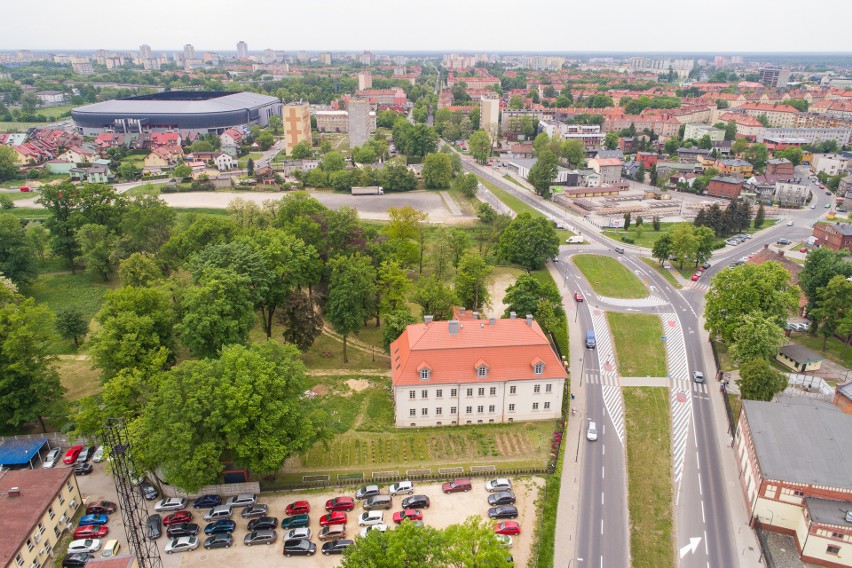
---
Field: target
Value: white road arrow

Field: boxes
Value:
[679,537,702,559]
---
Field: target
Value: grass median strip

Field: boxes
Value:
[573,254,647,299]
[640,257,682,289]
[624,387,674,568]
[607,313,668,377]
[476,176,544,219]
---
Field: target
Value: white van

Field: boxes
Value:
[566,235,585,244]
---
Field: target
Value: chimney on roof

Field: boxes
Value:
[424,315,433,325]
[764,243,769,250]
[8,487,21,497]
[489,317,496,326]
[448,320,459,334]
[460,307,466,316]
[510,312,517,319]
[473,311,479,320]
[778,250,785,257]
[526,314,533,327]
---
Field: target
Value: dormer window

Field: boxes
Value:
[534,363,544,375]
[477,366,488,378]
[420,368,430,380]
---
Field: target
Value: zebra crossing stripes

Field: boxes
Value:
[594,295,668,308]
[659,313,690,382]
[584,370,619,387]
[588,310,626,446]
[686,282,709,293]
[670,381,693,485]
[601,385,626,447]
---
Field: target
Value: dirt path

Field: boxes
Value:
[321,324,391,359]
[486,269,522,319]
[306,369,391,377]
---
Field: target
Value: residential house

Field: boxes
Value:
[774,178,811,206]
[737,103,800,128]
[143,146,183,169]
[766,158,795,177]
[713,140,733,157]
[587,157,623,185]
[70,164,114,183]
[708,176,744,199]
[44,160,76,175]
[149,132,181,148]
[389,313,567,427]
[577,169,601,187]
[719,112,764,140]
[594,149,624,161]
[506,158,574,185]
[219,128,244,157]
[636,152,658,168]
[736,399,852,568]
[56,145,98,164]
[812,222,852,253]
[35,90,65,105]
[839,175,852,197]
[684,124,725,142]
[213,152,237,171]
[715,158,754,177]
[677,147,712,163]
[812,154,849,176]
[622,160,639,179]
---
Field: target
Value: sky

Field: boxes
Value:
[5,0,851,53]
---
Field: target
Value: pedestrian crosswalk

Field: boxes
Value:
[595,294,668,308]
[659,313,690,383]
[589,310,626,446]
[660,313,692,488]
[584,370,619,387]
[685,281,709,293]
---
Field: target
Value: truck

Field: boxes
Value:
[351,186,384,196]
[585,330,596,349]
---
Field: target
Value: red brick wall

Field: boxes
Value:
[833,391,852,415]
[708,180,743,198]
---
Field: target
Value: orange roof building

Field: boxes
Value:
[390,314,567,427]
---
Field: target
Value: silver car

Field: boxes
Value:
[154,498,187,512]
[43,448,62,469]
[284,528,312,540]
[485,478,512,493]
[165,536,198,554]
[225,493,256,508]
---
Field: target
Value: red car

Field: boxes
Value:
[799,248,809,253]
[325,496,355,512]
[319,511,347,526]
[494,521,521,536]
[691,273,700,281]
[74,525,109,539]
[163,511,193,526]
[63,445,83,465]
[86,500,118,515]
[392,509,423,524]
[285,501,310,516]
[574,292,584,302]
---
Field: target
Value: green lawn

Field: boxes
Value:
[573,254,647,299]
[123,183,162,197]
[34,104,75,118]
[476,176,543,219]
[0,121,48,132]
[790,333,852,368]
[238,152,263,168]
[58,358,101,400]
[607,313,667,377]
[640,257,682,289]
[601,222,677,248]
[624,387,674,568]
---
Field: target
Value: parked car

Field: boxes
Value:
[74,525,108,539]
[147,515,162,540]
[574,292,584,302]
[92,446,105,463]
[203,533,233,549]
[67,539,101,554]
[86,501,117,515]
[388,481,414,496]
[63,445,83,465]
[240,504,269,518]
[725,240,738,246]
[76,445,96,464]
[280,514,310,529]
[62,553,92,568]
[322,538,354,555]
[165,536,199,554]
[392,509,423,524]
[79,514,109,527]
[138,481,158,501]
[166,523,200,539]
[401,495,430,509]
[363,495,393,510]
[485,479,513,493]
[691,273,700,281]
[282,538,316,557]
[101,539,119,558]
[800,247,810,253]
[488,506,518,520]
[355,485,381,500]
[204,520,236,535]
[283,528,312,540]
[44,448,62,468]
[359,524,388,537]
[225,493,256,508]
[496,534,513,547]
[74,463,94,476]
[163,511,193,526]
[586,421,598,441]
[701,262,711,270]
[244,529,277,546]
[193,495,221,509]
[494,521,521,535]
[442,478,472,493]
[777,238,791,245]
[358,511,385,526]
[203,505,233,521]
[154,498,187,512]
[692,371,705,383]
[325,497,355,512]
[318,524,347,541]
[247,517,279,531]
[319,511,347,526]
[285,501,310,516]
[488,491,517,506]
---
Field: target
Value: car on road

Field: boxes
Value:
[285,501,310,516]
[74,463,94,475]
[154,498,187,512]
[787,221,794,226]
[101,539,120,558]
[488,506,519,520]
[67,539,101,554]
[204,520,236,535]
[358,511,385,526]
[485,478,513,493]
[193,494,221,509]
[322,538,354,555]
[318,525,346,541]
[247,516,279,531]
[494,521,521,536]
[63,446,83,465]
[692,371,705,383]
[800,247,810,253]
[614,246,625,254]
[691,273,700,281]
[355,485,381,500]
[225,493,256,508]
[586,421,598,442]
[244,529,277,546]
[359,524,388,537]
[282,538,316,557]
[62,553,92,568]
[280,514,310,529]
[74,525,109,539]
[826,191,833,196]
[203,533,233,549]
[319,511,347,526]
[392,509,423,523]
[44,448,62,468]
[92,446,105,463]
[240,504,269,518]
[573,292,584,302]
[166,523,199,539]
[401,495,430,509]
[165,536,199,554]
[810,204,816,209]
[283,528,312,540]
[79,514,108,527]
[388,480,414,496]
[147,515,162,540]
[325,496,355,512]
[86,501,117,515]
[442,478,472,493]
[777,238,791,245]
[488,491,517,506]
[163,511,193,526]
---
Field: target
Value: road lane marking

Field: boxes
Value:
[701,500,706,523]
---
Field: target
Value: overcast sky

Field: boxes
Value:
[5,0,851,53]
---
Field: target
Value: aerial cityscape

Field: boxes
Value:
[0,2,851,568]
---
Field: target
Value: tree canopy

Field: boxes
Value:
[498,213,560,271]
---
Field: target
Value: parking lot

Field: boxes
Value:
[75,461,543,567]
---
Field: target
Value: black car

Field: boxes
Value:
[139,480,158,500]
[74,463,94,475]
[247,516,279,531]
[488,505,518,519]
[193,494,222,509]
[487,491,516,506]
[147,514,162,540]
[167,523,200,538]
[244,529,277,546]
[62,553,92,568]
[401,495,431,509]
[321,538,354,555]
[76,445,97,464]
[203,533,234,549]
[283,538,317,557]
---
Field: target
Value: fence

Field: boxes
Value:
[709,338,738,435]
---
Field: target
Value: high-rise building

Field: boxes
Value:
[759,67,791,88]
[282,102,311,153]
[183,44,195,61]
[480,96,500,142]
[320,53,332,65]
[357,71,372,91]
[237,41,248,60]
[348,98,370,148]
[140,44,152,59]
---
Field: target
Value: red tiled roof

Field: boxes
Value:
[738,103,799,113]
[593,157,623,167]
[391,318,567,387]
[86,556,137,568]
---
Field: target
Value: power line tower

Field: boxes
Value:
[101,418,163,568]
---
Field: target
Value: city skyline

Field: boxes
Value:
[4,0,852,53]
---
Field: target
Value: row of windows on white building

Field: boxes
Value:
[419,362,545,381]
[408,384,553,399]
[408,401,551,417]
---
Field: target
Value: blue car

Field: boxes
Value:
[193,494,222,509]
[204,520,236,535]
[79,514,108,526]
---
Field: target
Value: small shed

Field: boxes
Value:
[0,438,48,469]
[776,344,824,373]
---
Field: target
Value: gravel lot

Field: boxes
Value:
[75,463,542,567]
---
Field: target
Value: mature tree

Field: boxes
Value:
[810,275,852,350]
[652,215,661,231]
[173,163,192,179]
[693,225,716,268]
[320,150,346,172]
[469,130,492,164]
[497,213,560,271]
[118,252,163,287]
[413,276,458,320]
[117,162,140,181]
[669,222,698,268]
[774,147,803,166]
[651,233,673,265]
[290,140,313,159]
[705,262,800,343]
[502,273,564,321]
[753,202,766,229]
[377,260,412,323]
[664,137,680,156]
[423,152,453,189]
[430,226,453,280]
[381,160,418,192]
[326,253,377,363]
[177,269,256,358]
[528,149,558,198]
[738,357,788,402]
[341,518,445,568]
[384,206,428,271]
[25,222,50,264]
[0,146,18,182]
[159,215,240,267]
[649,163,658,186]
[731,138,749,155]
[279,290,324,351]
[267,114,283,134]
[55,307,89,347]
[723,122,738,141]
[246,157,255,177]
[798,247,852,311]
[561,139,586,169]
[623,211,632,230]
[454,253,491,312]
[0,213,37,285]
[451,172,478,198]
[121,195,176,254]
[744,143,768,169]
[603,132,619,150]
[729,313,787,364]
[36,182,80,272]
[76,224,117,281]
[381,309,418,352]
[448,229,472,268]
[442,516,515,568]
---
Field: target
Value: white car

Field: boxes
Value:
[358,510,385,526]
[284,528,312,540]
[485,478,513,493]
[692,371,705,383]
[587,421,598,442]
[359,524,388,537]
[165,536,199,554]
[101,539,120,558]
[388,480,414,496]
[154,497,187,512]
[496,534,513,547]
[92,446,105,463]
[68,539,101,554]
[43,448,62,469]
[225,493,256,508]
